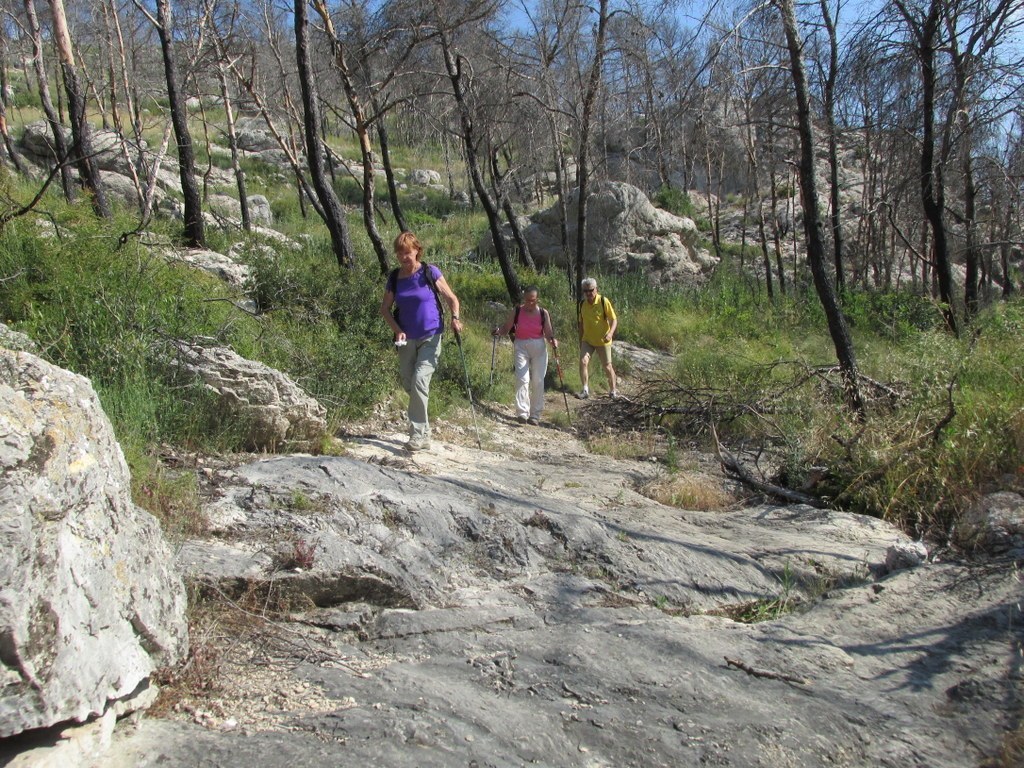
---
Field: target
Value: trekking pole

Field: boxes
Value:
[454,330,483,449]
[553,345,572,426]
[488,333,497,388]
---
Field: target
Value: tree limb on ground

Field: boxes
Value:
[724,656,809,686]
[711,422,828,509]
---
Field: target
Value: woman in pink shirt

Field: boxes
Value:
[492,286,559,425]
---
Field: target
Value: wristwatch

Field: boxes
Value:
[452,315,461,321]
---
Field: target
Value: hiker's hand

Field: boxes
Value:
[452,317,463,333]
[551,338,559,349]
[491,326,499,337]
[603,333,612,343]
[395,331,407,344]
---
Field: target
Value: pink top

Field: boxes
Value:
[515,309,545,340]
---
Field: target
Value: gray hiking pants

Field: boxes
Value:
[397,333,441,442]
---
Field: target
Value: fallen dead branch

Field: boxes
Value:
[710,422,828,508]
[724,656,810,686]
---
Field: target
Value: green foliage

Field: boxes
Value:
[758,306,1024,539]
[653,186,697,219]
[0,209,259,453]
[842,289,946,340]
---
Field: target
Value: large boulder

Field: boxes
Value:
[957,491,1024,555]
[169,341,328,451]
[156,246,252,292]
[0,322,37,353]
[18,120,67,163]
[486,181,717,284]
[0,349,189,739]
[408,168,441,186]
[99,170,144,208]
[247,195,273,225]
[234,118,279,152]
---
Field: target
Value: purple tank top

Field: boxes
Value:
[391,264,443,340]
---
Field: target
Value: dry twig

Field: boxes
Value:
[724,656,809,685]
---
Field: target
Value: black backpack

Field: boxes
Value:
[387,264,444,328]
[510,306,550,342]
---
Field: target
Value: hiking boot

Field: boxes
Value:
[576,390,589,400]
[527,417,540,426]
[517,415,528,423]
[609,390,618,399]
[404,438,430,452]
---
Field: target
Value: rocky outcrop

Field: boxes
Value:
[169,341,327,451]
[93,424,1023,768]
[0,322,37,353]
[486,181,717,284]
[958,491,1024,555]
[408,169,441,186]
[247,195,273,225]
[156,246,252,292]
[0,349,189,739]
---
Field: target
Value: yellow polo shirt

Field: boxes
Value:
[579,294,617,347]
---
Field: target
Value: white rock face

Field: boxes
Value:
[247,195,273,225]
[486,181,717,284]
[157,246,252,291]
[0,323,37,353]
[0,350,189,738]
[170,342,327,451]
[959,491,1024,554]
[409,169,442,186]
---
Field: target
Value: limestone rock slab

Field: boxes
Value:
[0,350,188,738]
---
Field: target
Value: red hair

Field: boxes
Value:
[393,231,423,259]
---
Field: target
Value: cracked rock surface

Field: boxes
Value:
[103,408,1023,767]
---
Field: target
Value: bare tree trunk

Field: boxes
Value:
[25,0,75,201]
[294,0,354,269]
[574,0,610,301]
[490,148,536,270]
[895,0,957,333]
[216,58,250,231]
[100,0,144,211]
[132,0,204,244]
[0,17,26,173]
[819,0,845,296]
[375,114,408,232]
[776,0,864,416]
[766,114,787,296]
[49,0,110,218]
[439,29,520,303]
[312,0,389,274]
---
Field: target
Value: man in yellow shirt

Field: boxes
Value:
[577,277,618,399]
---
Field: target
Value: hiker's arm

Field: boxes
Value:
[435,277,463,332]
[606,315,617,342]
[493,310,515,337]
[380,290,405,342]
[543,312,559,348]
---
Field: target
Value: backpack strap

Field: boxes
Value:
[578,297,608,321]
[421,264,445,321]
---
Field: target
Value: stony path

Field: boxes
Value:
[95,389,1024,768]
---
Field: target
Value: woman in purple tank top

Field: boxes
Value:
[380,232,463,452]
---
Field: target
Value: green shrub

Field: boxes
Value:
[653,186,697,219]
